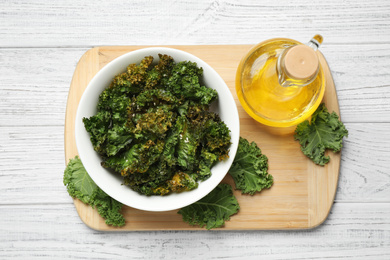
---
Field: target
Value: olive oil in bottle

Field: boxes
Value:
[236,35,325,127]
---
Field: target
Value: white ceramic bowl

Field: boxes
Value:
[75,47,240,212]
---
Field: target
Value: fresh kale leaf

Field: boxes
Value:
[294,103,348,166]
[229,137,273,195]
[63,155,98,205]
[91,188,126,227]
[178,183,239,230]
[63,156,125,227]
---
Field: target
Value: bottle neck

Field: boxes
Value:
[277,43,320,88]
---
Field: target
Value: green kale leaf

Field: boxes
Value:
[102,139,165,176]
[82,110,111,156]
[132,105,176,139]
[229,137,273,195]
[161,129,179,167]
[145,54,175,89]
[63,155,98,205]
[63,156,125,227]
[203,119,231,157]
[178,183,239,230]
[91,188,126,227]
[84,80,134,157]
[294,103,348,166]
[167,61,218,105]
[175,116,201,171]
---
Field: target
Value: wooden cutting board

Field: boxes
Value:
[64,45,341,231]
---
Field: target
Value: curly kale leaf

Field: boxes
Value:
[197,149,218,180]
[107,55,155,98]
[161,129,180,167]
[178,183,239,230]
[134,89,179,108]
[102,139,164,176]
[175,116,202,171]
[167,61,218,105]
[203,119,231,158]
[145,54,175,89]
[193,118,230,181]
[229,137,273,195]
[123,160,174,196]
[132,105,176,139]
[92,188,126,227]
[105,125,133,157]
[84,70,136,157]
[167,172,198,193]
[122,55,153,87]
[63,156,98,205]
[294,103,348,166]
[63,156,125,227]
[83,109,133,157]
[82,111,111,156]
[98,87,132,114]
[83,56,158,158]
[177,101,210,119]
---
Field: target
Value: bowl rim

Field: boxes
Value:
[75,47,240,212]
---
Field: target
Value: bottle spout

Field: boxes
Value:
[307,34,323,51]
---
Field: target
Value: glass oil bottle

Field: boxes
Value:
[236,35,325,128]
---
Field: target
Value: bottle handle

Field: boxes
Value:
[307,34,323,51]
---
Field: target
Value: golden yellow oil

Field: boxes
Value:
[236,39,325,127]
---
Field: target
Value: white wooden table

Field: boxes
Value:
[1,1,389,259]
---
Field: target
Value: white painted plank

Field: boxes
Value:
[0,203,389,259]
[322,44,390,122]
[337,123,390,202]
[0,0,389,47]
[0,48,88,127]
[0,123,388,205]
[0,45,389,127]
[0,126,71,204]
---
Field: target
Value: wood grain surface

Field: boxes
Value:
[1,0,390,258]
[1,1,390,47]
[64,45,340,231]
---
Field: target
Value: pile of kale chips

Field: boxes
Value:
[83,54,231,196]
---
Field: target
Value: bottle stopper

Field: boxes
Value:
[284,44,319,80]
